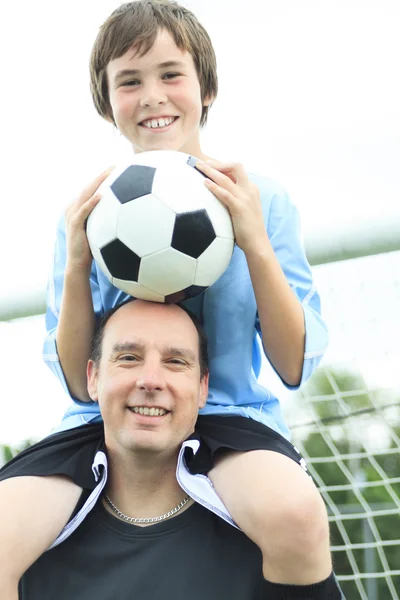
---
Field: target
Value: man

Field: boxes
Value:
[18,300,268,599]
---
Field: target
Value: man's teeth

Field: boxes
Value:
[142,117,175,129]
[130,407,167,416]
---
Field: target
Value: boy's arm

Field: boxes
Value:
[46,169,113,401]
[196,159,324,388]
[243,235,305,386]
[56,266,96,401]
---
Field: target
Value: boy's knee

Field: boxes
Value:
[0,573,20,600]
[259,486,333,583]
[264,486,330,558]
[0,525,33,584]
[0,475,82,576]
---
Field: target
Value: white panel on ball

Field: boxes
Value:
[87,191,120,248]
[139,248,196,296]
[202,195,235,239]
[152,165,210,214]
[117,195,176,257]
[111,279,165,302]
[194,237,235,286]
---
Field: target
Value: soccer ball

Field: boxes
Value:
[87,151,235,303]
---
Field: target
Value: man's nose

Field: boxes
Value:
[139,81,168,108]
[136,367,165,392]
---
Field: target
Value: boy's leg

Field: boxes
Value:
[0,583,18,600]
[209,450,332,585]
[0,475,82,594]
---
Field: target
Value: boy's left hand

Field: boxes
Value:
[196,159,267,254]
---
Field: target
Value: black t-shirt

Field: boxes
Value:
[20,500,266,600]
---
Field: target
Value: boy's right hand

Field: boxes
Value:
[64,167,114,272]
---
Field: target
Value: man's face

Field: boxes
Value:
[106,29,210,158]
[88,300,208,458]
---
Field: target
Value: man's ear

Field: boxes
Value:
[87,360,99,402]
[199,372,209,409]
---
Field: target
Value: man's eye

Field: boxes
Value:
[120,355,138,362]
[167,358,186,366]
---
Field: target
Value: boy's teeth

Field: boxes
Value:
[131,406,166,416]
[142,117,174,129]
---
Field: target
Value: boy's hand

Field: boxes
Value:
[195,159,267,255]
[65,167,114,271]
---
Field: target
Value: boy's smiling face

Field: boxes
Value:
[107,29,211,158]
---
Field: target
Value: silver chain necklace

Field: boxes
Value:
[104,492,191,524]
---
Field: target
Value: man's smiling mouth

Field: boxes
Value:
[128,406,169,416]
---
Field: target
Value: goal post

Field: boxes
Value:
[1,215,400,322]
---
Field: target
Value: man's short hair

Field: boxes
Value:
[89,0,218,127]
[90,298,209,379]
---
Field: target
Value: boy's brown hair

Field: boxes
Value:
[90,0,218,127]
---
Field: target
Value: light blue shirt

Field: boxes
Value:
[44,174,328,439]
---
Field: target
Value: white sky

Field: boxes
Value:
[0,0,399,444]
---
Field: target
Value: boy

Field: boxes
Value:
[0,1,343,598]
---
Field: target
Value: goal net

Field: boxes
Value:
[283,250,400,600]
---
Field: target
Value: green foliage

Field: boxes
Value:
[1,439,34,467]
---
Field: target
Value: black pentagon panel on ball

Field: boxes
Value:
[111,165,156,204]
[165,285,208,304]
[171,210,216,258]
[100,239,141,281]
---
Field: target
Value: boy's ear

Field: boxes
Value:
[203,94,214,107]
[87,360,99,402]
[106,112,117,124]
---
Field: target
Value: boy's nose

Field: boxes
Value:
[139,83,168,108]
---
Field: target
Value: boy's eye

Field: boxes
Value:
[162,72,180,80]
[122,80,140,87]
